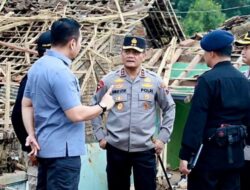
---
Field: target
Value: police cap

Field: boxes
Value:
[235,31,250,46]
[200,30,234,52]
[36,31,51,57]
[122,36,146,52]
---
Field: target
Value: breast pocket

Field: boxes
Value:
[113,94,128,112]
[138,93,154,112]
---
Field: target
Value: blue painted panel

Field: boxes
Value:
[79,143,108,190]
[6,181,26,190]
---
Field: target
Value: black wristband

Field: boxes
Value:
[98,102,107,113]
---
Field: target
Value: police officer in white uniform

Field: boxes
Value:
[235,31,250,190]
[91,36,176,190]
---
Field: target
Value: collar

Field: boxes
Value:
[119,67,146,78]
[244,69,250,79]
[213,61,231,68]
[46,49,72,66]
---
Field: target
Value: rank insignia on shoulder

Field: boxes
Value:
[120,68,126,77]
[96,80,104,92]
[140,69,145,77]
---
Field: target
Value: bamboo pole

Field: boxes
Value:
[71,24,98,71]
[157,37,177,76]
[4,63,11,130]
[0,0,7,12]
[170,54,203,87]
[114,0,125,25]
[0,41,38,55]
[80,53,95,94]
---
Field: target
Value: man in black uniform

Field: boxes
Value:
[179,30,250,190]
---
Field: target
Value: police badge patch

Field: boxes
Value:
[96,80,104,92]
[116,103,124,111]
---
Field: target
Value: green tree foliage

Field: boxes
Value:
[216,0,250,18]
[182,0,225,36]
[172,0,250,19]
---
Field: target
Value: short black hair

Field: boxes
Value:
[214,45,232,57]
[51,18,81,46]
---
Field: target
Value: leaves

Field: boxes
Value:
[182,0,225,36]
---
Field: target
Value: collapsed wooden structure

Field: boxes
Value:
[0,0,186,142]
[0,1,249,184]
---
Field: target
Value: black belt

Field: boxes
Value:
[204,125,247,164]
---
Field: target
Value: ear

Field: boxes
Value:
[69,38,76,50]
[210,51,215,58]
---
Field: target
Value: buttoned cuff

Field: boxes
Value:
[95,128,106,141]
[158,128,170,144]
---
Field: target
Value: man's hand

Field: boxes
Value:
[153,139,164,155]
[99,139,107,150]
[26,135,40,156]
[179,160,191,175]
[100,85,115,110]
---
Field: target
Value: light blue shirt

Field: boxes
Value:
[24,49,85,158]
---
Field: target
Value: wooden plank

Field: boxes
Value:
[114,0,125,25]
[170,54,203,87]
[147,49,163,66]
[0,41,38,55]
[157,37,177,76]
[80,53,95,94]
[71,24,98,71]
[4,63,11,130]
[0,21,29,33]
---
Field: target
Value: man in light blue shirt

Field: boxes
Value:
[22,18,114,190]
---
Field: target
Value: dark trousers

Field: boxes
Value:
[240,160,250,190]
[36,156,81,190]
[106,144,156,190]
[188,168,240,190]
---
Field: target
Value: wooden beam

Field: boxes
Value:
[157,37,177,76]
[114,0,125,25]
[147,49,163,66]
[4,63,11,130]
[170,54,203,87]
[0,41,38,55]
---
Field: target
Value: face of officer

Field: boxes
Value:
[242,45,250,65]
[121,49,145,70]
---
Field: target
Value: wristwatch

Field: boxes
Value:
[98,102,107,113]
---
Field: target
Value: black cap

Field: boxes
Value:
[122,36,146,52]
[36,31,51,57]
[235,31,250,46]
[200,30,234,52]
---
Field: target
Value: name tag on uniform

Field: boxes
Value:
[112,89,126,94]
[141,88,153,93]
